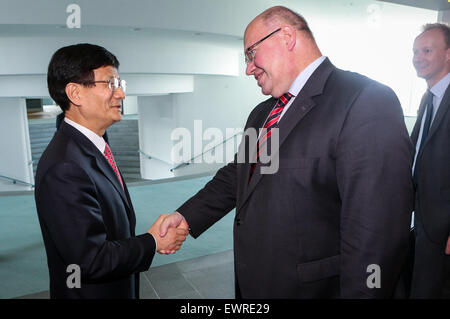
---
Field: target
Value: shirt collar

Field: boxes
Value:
[64,117,106,154]
[430,72,450,98]
[288,56,327,96]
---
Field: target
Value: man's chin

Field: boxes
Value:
[261,86,272,96]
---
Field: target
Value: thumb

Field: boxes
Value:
[159,215,178,237]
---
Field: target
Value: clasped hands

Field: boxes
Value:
[147,212,189,254]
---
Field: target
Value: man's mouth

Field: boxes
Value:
[255,72,264,85]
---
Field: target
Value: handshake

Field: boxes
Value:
[147,212,189,255]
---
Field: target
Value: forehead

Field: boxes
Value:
[414,29,445,48]
[244,19,270,48]
[93,65,118,78]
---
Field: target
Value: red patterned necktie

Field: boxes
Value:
[104,143,124,189]
[249,92,294,181]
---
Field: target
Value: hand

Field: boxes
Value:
[446,236,450,255]
[147,214,188,254]
[159,212,189,254]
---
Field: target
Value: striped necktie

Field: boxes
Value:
[104,143,124,189]
[249,92,294,181]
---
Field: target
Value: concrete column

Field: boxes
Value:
[0,98,34,191]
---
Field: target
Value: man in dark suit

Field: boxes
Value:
[159,6,414,298]
[35,43,188,298]
[410,23,450,298]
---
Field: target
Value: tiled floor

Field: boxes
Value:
[15,249,235,299]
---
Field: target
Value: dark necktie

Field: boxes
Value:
[104,143,124,189]
[413,90,434,186]
[249,92,294,181]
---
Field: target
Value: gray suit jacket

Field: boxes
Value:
[411,84,450,244]
[179,58,414,298]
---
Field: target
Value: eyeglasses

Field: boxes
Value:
[245,28,281,64]
[88,77,127,93]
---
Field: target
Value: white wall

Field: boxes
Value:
[0,35,239,76]
[0,98,33,191]
[0,0,441,183]
[137,63,264,180]
[138,95,177,180]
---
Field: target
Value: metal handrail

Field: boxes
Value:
[170,132,243,172]
[0,174,34,187]
[138,150,172,165]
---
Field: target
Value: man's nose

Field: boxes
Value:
[246,60,255,76]
[114,87,126,99]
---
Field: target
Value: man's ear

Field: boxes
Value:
[65,83,82,107]
[282,25,296,51]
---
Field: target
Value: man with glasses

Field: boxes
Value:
[35,43,188,298]
[160,6,414,298]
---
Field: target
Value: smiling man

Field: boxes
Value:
[35,43,188,299]
[410,23,450,298]
[160,6,414,298]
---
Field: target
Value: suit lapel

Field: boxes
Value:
[236,99,274,208]
[413,85,450,158]
[94,155,130,209]
[60,122,131,210]
[238,58,335,211]
[426,85,450,144]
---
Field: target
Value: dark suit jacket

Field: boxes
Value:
[35,121,155,298]
[411,84,450,244]
[178,58,414,298]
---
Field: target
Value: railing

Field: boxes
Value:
[138,150,172,165]
[0,174,34,188]
[170,132,242,172]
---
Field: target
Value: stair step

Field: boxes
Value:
[123,173,141,179]
[30,137,55,144]
[120,167,141,173]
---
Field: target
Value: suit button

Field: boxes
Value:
[236,218,241,226]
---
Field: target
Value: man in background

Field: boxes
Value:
[35,43,187,298]
[410,23,450,298]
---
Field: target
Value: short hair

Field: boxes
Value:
[421,23,450,48]
[47,43,120,112]
[259,6,315,40]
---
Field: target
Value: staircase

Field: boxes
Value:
[29,122,57,176]
[107,119,141,181]
[29,118,141,182]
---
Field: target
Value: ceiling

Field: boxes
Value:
[377,0,450,11]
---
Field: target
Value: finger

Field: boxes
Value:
[159,216,172,237]
[176,229,189,236]
[445,237,450,255]
[159,214,183,237]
